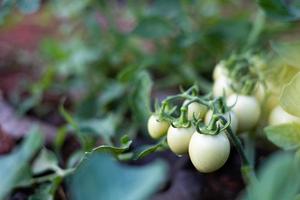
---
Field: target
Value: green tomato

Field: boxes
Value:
[227,94,261,132]
[189,131,230,173]
[254,83,266,103]
[147,114,169,139]
[205,110,238,133]
[269,106,300,125]
[167,126,195,155]
[184,101,208,120]
[213,61,228,80]
[213,76,233,97]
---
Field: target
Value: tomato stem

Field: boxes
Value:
[220,116,257,184]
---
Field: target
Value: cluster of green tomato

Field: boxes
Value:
[147,86,264,173]
[147,100,232,173]
[146,57,269,173]
[213,59,300,126]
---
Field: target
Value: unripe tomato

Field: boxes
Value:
[213,61,228,80]
[213,76,233,97]
[205,110,238,133]
[227,94,261,132]
[269,106,300,125]
[167,126,195,155]
[147,114,169,139]
[184,101,208,120]
[189,131,230,173]
[254,83,265,103]
[265,94,279,112]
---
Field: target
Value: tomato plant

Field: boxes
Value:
[1,0,300,200]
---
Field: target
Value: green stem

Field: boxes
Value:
[219,117,257,184]
[243,10,266,51]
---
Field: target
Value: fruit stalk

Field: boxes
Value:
[220,116,257,184]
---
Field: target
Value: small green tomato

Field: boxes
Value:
[184,101,208,120]
[189,131,230,173]
[269,106,300,125]
[205,110,238,133]
[147,114,169,139]
[213,61,228,80]
[213,76,233,97]
[167,125,195,155]
[227,94,261,132]
[254,83,266,103]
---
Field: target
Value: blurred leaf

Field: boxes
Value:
[59,103,78,130]
[149,0,182,18]
[272,41,300,68]
[18,68,55,115]
[117,65,139,82]
[130,71,152,124]
[280,72,300,117]
[40,39,67,61]
[17,0,41,14]
[79,114,121,144]
[265,123,300,150]
[258,0,300,21]
[32,148,59,175]
[0,0,15,24]
[68,153,167,200]
[54,125,68,153]
[133,17,175,39]
[29,183,55,200]
[75,94,99,119]
[243,152,300,200]
[98,82,126,106]
[92,135,132,157]
[52,0,90,18]
[0,129,43,199]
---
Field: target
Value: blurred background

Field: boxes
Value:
[0,0,299,200]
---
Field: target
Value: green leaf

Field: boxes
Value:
[0,129,43,199]
[280,72,300,117]
[258,0,300,21]
[29,183,54,200]
[243,152,300,200]
[265,123,300,150]
[272,41,300,68]
[132,137,168,160]
[32,148,59,175]
[133,17,175,39]
[149,0,182,18]
[130,71,153,125]
[98,82,126,106]
[59,103,78,130]
[78,114,121,144]
[92,135,132,158]
[17,0,41,14]
[68,153,168,200]
[0,0,15,24]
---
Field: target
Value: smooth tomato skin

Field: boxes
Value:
[167,126,195,155]
[184,101,208,120]
[213,61,227,80]
[213,76,233,97]
[147,115,169,139]
[254,83,266,103]
[205,110,238,133]
[189,131,230,173]
[227,94,261,132]
[269,106,300,125]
